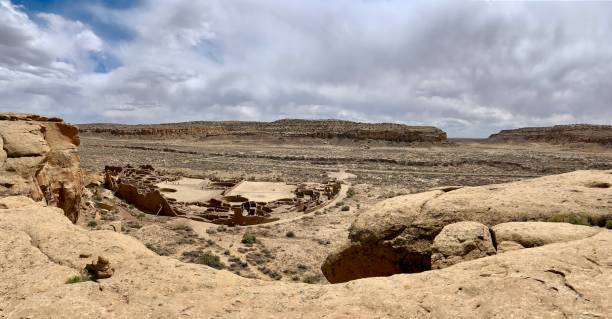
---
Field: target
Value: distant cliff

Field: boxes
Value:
[488,124,612,145]
[78,119,448,143]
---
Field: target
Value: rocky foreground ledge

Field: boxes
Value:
[0,196,610,318]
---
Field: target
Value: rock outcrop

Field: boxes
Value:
[430,221,496,270]
[322,170,612,283]
[1,198,611,318]
[0,113,82,223]
[79,119,448,143]
[488,124,612,145]
[492,222,603,250]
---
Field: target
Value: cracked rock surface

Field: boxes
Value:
[322,170,612,283]
[0,112,82,223]
[1,197,611,318]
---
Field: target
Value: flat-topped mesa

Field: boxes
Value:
[79,119,448,143]
[0,112,82,223]
[488,124,612,145]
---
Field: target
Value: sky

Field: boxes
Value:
[1,1,612,137]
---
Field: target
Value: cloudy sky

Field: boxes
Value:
[1,0,612,137]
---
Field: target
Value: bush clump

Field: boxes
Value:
[285,231,296,238]
[241,233,257,245]
[87,220,97,228]
[341,205,350,211]
[606,220,612,229]
[66,273,90,284]
[194,252,225,269]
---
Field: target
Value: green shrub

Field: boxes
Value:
[548,213,590,226]
[346,188,355,198]
[66,273,89,284]
[195,252,225,269]
[341,205,350,211]
[87,220,97,228]
[606,220,612,229]
[241,233,257,245]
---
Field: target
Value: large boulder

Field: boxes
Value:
[1,198,611,318]
[0,113,82,223]
[323,170,612,283]
[431,221,496,270]
[492,222,603,250]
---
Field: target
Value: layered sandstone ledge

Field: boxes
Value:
[79,119,448,143]
[1,197,610,318]
[0,112,82,223]
[488,124,612,145]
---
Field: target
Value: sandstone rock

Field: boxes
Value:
[488,124,612,145]
[0,113,82,223]
[323,170,612,283]
[79,119,448,143]
[492,222,603,249]
[0,196,36,209]
[431,221,496,270]
[1,199,611,318]
[496,240,525,253]
[85,256,114,280]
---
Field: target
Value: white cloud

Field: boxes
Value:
[1,0,612,137]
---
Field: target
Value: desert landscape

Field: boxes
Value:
[1,113,612,318]
[2,1,612,318]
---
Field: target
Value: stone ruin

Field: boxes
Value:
[103,165,342,226]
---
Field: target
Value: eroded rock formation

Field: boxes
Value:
[79,119,448,143]
[1,198,611,318]
[430,221,496,270]
[322,170,612,283]
[0,113,82,223]
[488,124,612,145]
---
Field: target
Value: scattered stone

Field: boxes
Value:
[85,256,114,280]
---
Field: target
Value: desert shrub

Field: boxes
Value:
[137,212,146,220]
[241,233,257,245]
[66,273,90,284]
[548,213,590,226]
[606,220,612,229]
[341,205,350,211]
[335,202,344,207]
[194,252,225,269]
[346,188,355,198]
[302,274,321,284]
[285,231,296,238]
[145,243,175,256]
[87,220,98,228]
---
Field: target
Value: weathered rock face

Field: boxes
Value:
[488,124,612,145]
[79,119,448,143]
[1,199,611,318]
[0,113,82,223]
[431,221,496,270]
[492,222,603,250]
[322,170,612,283]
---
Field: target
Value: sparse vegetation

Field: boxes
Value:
[346,188,355,198]
[241,233,257,245]
[606,220,612,229]
[548,213,590,226]
[285,231,296,238]
[302,274,321,284]
[87,220,98,228]
[194,252,225,269]
[66,273,90,284]
[341,205,350,211]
